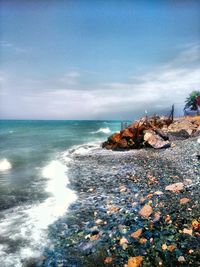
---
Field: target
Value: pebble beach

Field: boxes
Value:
[40,137,200,267]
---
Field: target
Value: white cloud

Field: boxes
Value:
[1,44,200,119]
[59,71,81,85]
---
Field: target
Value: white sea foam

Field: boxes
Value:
[0,159,12,171]
[91,127,111,134]
[0,157,76,267]
[65,142,101,156]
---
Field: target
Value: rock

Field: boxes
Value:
[119,185,127,192]
[90,233,100,241]
[183,228,193,236]
[104,257,113,264]
[165,215,172,223]
[183,179,192,185]
[162,244,168,250]
[139,237,147,244]
[179,198,190,204]
[130,229,143,239]
[119,237,129,246]
[121,128,134,138]
[139,204,153,218]
[87,187,96,193]
[154,191,164,195]
[168,244,176,252]
[108,133,121,143]
[178,256,185,263]
[168,119,197,139]
[192,220,199,230]
[95,219,103,225]
[118,139,129,149]
[102,116,200,150]
[165,182,184,192]
[107,205,120,214]
[153,211,161,222]
[127,256,143,267]
[144,130,170,149]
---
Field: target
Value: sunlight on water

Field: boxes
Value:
[0,158,12,171]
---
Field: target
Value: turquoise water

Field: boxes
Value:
[0,120,123,267]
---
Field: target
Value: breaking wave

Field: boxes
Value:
[91,127,111,134]
[0,156,77,267]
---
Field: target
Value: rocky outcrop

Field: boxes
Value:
[102,116,200,150]
[143,130,170,149]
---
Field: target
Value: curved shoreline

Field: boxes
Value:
[40,137,199,267]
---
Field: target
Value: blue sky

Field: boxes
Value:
[0,0,200,119]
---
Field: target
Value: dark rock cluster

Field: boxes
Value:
[102,116,200,150]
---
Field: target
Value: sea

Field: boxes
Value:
[0,120,123,267]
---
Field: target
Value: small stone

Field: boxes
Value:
[120,185,127,192]
[90,234,100,241]
[104,257,113,264]
[139,237,147,244]
[94,211,97,217]
[165,215,171,223]
[183,228,193,236]
[107,206,120,214]
[140,197,146,203]
[165,182,184,192]
[95,219,103,225]
[130,229,142,239]
[168,244,176,252]
[139,204,153,218]
[180,198,190,204]
[122,243,128,250]
[147,193,154,198]
[154,191,164,195]
[178,256,185,263]
[183,179,192,185]
[127,256,143,267]
[162,244,168,250]
[192,220,199,230]
[153,211,161,222]
[87,187,96,193]
[120,237,129,246]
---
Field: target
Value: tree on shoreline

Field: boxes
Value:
[184,90,200,110]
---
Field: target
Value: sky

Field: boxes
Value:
[0,0,200,120]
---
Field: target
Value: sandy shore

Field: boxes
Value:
[40,137,200,267]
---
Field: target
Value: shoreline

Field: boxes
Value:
[39,137,200,267]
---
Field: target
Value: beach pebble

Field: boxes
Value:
[139,204,153,218]
[179,198,190,204]
[130,229,142,239]
[165,182,184,192]
[178,256,185,263]
[127,256,143,267]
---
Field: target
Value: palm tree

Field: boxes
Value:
[184,90,200,110]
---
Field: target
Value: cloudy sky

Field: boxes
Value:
[0,0,200,119]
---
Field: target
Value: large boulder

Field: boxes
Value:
[167,119,196,139]
[143,130,170,149]
[121,128,135,138]
[108,133,121,143]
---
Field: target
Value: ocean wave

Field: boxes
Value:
[91,127,111,134]
[0,157,77,267]
[0,159,12,171]
[64,142,101,157]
